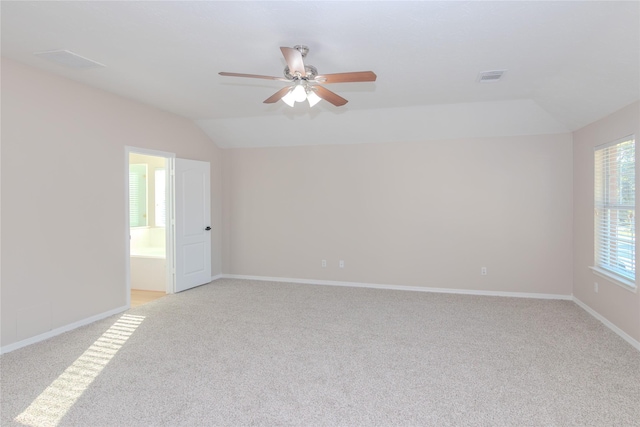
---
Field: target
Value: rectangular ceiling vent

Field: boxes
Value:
[477,70,506,83]
[33,49,105,69]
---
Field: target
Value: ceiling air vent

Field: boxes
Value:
[33,49,105,69]
[477,70,506,83]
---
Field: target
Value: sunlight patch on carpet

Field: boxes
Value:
[14,314,145,427]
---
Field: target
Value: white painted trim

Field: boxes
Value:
[125,146,177,299]
[589,266,637,293]
[166,156,176,295]
[573,297,640,352]
[124,148,132,307]
[221,274,639,352]
[0,305,129,355]
[125,146,177,159]
[5,277,635,356]
[221,274,573,300]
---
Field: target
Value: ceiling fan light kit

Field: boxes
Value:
[281,82,322,107]
[219,45,376,108]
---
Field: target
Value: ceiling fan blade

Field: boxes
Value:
[280,47,306,76]
[313,85,348,107]
[315,71,377,84]
[263,86,292,104]
[219,72,288,81]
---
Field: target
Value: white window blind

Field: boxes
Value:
[129,164,148,227]
[594,136,635,284]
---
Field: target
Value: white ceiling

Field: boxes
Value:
[2,1,638,148]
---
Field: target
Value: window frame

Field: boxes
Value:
[154,167,166,227]
[591,134,637,292]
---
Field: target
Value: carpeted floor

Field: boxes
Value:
[2,279,639,426]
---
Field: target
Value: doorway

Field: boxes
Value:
[131,290,165,308]
[126,147,175,307]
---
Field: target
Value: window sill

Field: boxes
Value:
[589,266,637,293]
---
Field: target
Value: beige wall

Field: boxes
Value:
[223,134,574,295]
[1,58,222,348]
[4,54,634,350]
[573,101,640,342]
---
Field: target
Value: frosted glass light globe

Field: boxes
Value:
[307,90,322,107]
[292,84,307,103]
[282,89,296,107]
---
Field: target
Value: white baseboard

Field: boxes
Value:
[573,297,640,351]
[222,274,639,352]
[0,305,129,355]
[221,274,573,300]
[6,278,634,355]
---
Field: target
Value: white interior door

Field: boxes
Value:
[175,158,211,292]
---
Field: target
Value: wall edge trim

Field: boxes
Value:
[220,275,640,352]
[0,305,129,355]
[219,274,573,300]
[573,297,640,352]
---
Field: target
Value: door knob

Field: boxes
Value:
[205,226,212,231]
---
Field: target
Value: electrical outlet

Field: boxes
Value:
[594,282,599,293]
[481,267,487,276]
[321,259,327,268]
[339,260,345,268]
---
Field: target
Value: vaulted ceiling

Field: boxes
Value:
[2,1,638,148]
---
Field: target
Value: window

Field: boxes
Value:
[129,164,148,227]
[593,135,636,289]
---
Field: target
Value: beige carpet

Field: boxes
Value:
[2,279,639,426]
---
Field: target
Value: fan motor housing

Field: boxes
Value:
[284,64,318,81]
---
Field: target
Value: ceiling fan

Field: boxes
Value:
[219,45,376,107]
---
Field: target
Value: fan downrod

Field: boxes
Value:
[293,45,309,58]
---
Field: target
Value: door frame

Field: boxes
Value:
[125,146,176,307]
